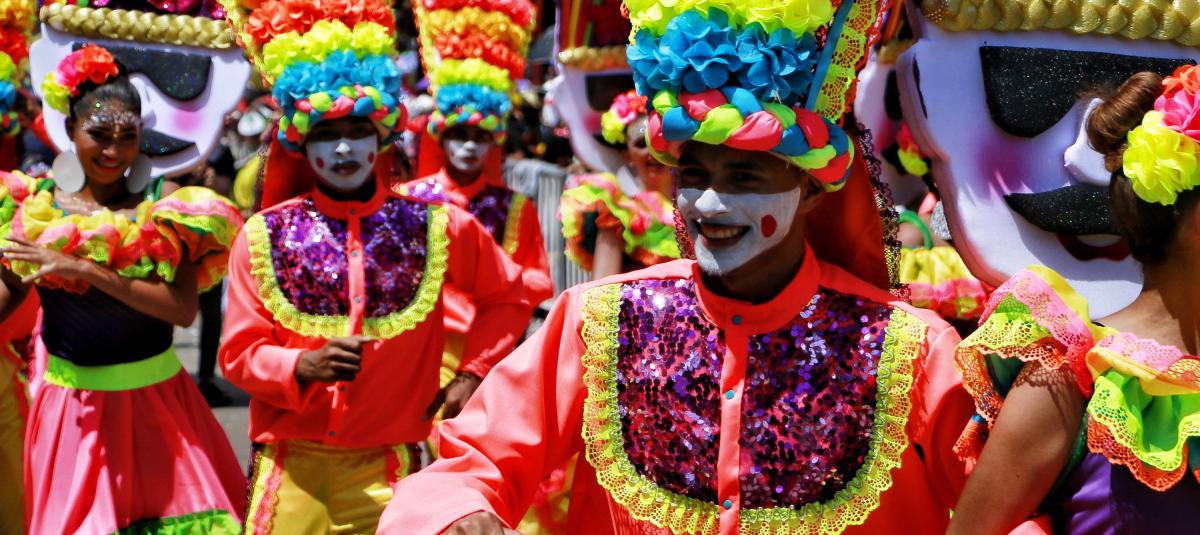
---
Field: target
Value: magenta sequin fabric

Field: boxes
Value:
[613,279,891,508]
[739,290,890,507]
[405,180,514,245]
[263,197,430,318]
[466,185,516,245]
[616,279,724,502]
[405,178,452,204]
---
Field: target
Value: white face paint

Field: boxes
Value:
[443,137,493,175]
[306,136,378,191]
[677,187,802,275]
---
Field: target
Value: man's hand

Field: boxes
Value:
[424,372,483,420]
[295,336,369,383]
[443,512,521,535]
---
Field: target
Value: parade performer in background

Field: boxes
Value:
[947,69,1200,534]
[217,0,534,528]
[380,0,976,531]
[559,89,679,279]
[405,0,552,390]
[0,45,246,534]
[0,0,37,528]
[853,2,988,328]
[898,0,1200,319]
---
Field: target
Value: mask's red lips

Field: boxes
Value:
[1056,234,1130,261]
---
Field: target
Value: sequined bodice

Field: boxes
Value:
[465,185,515,245]
[613,279,891,508]
[261,197,431,318]
[406,179,515,246]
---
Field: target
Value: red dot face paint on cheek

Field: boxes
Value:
[315,158,325,169]
[761,215,778,238]
[368,152,376,163]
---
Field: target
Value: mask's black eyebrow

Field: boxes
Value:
[980,46,1192,138]
[72,42,212,102]
[585,73,636,112]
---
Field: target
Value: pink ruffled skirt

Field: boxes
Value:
[24,367,246,534]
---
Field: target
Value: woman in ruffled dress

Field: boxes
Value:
[559,90,680,279]
[948,68,1200,533]
[0,46,246,534]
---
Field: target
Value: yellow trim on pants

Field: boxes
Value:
[439,331,466,389]
[0,353,25,533]
[244,441,415,534]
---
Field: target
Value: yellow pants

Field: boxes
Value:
[244,441,417,535]
[0,347,27,534]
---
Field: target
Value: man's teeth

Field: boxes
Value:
[701,225,742,239]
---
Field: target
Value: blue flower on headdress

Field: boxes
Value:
[629,9,745,95]
[273,51,400,112]
[436,84,512,118]
[0,81,14,110]
[734,25,818,102]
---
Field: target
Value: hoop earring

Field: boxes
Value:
[51,149,86,193]
[124,154,153,194]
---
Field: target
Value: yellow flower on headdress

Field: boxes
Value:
[1123,111,1200,206]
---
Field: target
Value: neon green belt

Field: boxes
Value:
[44,347,182,391]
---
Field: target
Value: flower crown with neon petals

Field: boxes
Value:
[414,0,537,143]
[40,44,121,116]
[1122,65,1200,206]
[1,0,35,137]
[221,0,406,152]
[601,89,648,145]
[626,0,888,192]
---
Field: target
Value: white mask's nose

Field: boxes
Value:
[128,76,155,125]
[1064,98,1112,187]
[334,140,353,156]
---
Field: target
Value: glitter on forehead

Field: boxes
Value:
[739,288,890,508]
[79,110,143,132]
[615,278,724,502]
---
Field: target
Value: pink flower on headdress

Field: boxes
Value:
[609,90,648,125]
[1156,88,1200,143]
[56,45,120,96]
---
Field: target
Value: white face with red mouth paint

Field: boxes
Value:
[306,136,378,192]
[677,187,802,275]
[895,21,1200,317]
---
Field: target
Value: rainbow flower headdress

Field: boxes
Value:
[626,0,889,191]
[221,0,406,152]
[413,0,538,143]
[0,0,34,137]
[40,45,122,116]
[1121,66,1200,206]
[601,89,648,144]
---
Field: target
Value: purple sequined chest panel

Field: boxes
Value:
[263,199,351,316]
[614,281,891,509]
[467,185,515,245]
[360,198,430,316]
[263,198,430,318]
[616,279,724,502]
[739,290,890,507]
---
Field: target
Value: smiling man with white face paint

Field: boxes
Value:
[382,0,978,530]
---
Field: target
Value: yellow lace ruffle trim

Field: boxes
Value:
[501,193,526,256]
[245,204,450,339]
[579,283,924,535]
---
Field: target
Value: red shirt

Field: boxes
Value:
[380,252,972,534]
[220,184,532,448]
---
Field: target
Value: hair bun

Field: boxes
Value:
[1086,71,1162,172]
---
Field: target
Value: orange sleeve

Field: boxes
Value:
[513,198,553,306]
[906,307,974,510]
[218,229,308,410]
[445,206,534,377]
[379,287,588,533]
